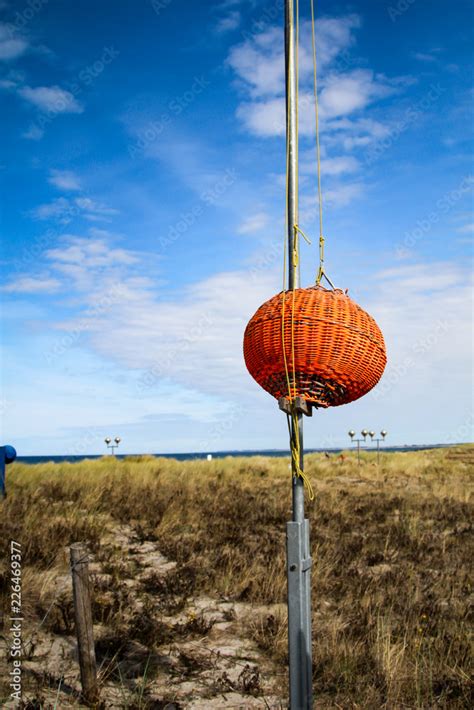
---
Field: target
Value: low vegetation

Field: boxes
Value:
[0,446,472,707]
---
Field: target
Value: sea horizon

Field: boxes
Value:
[14,442,469,465]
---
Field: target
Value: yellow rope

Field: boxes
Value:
[294,224,312,245]
[290,411,315,500]
[284,414,315,500]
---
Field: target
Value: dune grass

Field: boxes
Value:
[0,446,472,707]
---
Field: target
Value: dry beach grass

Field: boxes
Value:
[0,446,472,708]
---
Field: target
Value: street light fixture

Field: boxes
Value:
[104,436,121,455]
[369,430,388,464]
[348,429,387,465]
[348,430,366,465]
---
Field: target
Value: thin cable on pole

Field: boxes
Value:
[295,0,299,220]
[282,0,295,402]
[295,0,302,287]
[280,0,314,501]
[291,0,300,398]
[310,0,327,288]
[281,0,292,403]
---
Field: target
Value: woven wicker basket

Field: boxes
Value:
[243,286,386,408]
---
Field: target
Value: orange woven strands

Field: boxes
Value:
[243,286,387,408]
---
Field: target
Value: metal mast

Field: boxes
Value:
[284,0,313,706]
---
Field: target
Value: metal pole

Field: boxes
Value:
[377,439,380,466]
[357,439,360,466]
[285,0,313,706]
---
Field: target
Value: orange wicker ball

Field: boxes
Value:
[243,286,386,408]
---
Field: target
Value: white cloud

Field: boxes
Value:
[46,236,138,269]
[31,197,71,221]
[324,117,391,150]
[227,17,360,101]
[228,16,406,145]
[9,223,470,448]
[2,234,142,298]
[375,262,464,293]
[0,235,147,302]
[324,182,365,206]
[301,154,359,176]
[48,169,81,191]
[227,15,412,214]
[319,69,395,119]
[30,196,118,223]
[40,234,145,296]
[413,51,437,63]
[237,70,399,138]
[1,276,61,294]
[237,212,269,234]
[18,85,83,114]
[236,96,285,136]
[367,262,472,422]
[74,197,118,219]
[321,155,359,175]
[0,23,28,60]
[38,243,472,439]
[34,234,278,398]
[457,223,474,234]
[22,124,44,140]
[309,14,361,68]
[228,27,285,98]
[216,10,241,33]
[299,181,365,215]
[66,267,277,397]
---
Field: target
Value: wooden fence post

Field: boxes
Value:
[70,542,99,706]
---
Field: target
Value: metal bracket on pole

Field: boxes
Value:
[279,396,313,417]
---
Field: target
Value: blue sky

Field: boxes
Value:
[0,0,472,455]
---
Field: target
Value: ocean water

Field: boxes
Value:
[16,445,448,465]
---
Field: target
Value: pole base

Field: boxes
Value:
[287,518,313,709]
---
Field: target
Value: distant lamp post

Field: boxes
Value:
[369,430,388,464]
[348,430,368,465]
[104,437,121,455]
